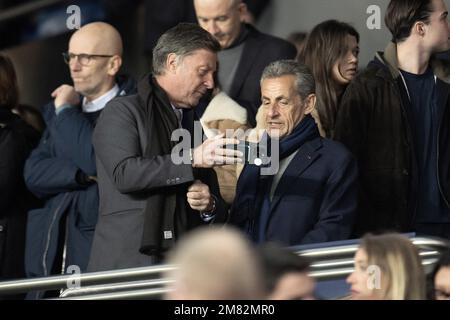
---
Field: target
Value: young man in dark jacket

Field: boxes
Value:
[23,22,135,296]
[334,0,450,239]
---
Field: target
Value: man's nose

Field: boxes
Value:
[267,104,280,117]
[69,57,82,71]
[204,73,214,89]
[207,21,220,35]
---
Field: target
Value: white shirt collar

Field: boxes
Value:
[82,84,119,113]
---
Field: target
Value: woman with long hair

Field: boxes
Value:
[346,233,426,300]
[299,20,359,137]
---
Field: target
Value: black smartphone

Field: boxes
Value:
[226,140,269,166]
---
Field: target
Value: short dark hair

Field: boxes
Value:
[385,0,434,43]
[152,23,221,75]
[261,59,315,100]
[0,54,19,110]
[257,243,311,293]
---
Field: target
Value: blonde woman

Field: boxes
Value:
[347,233,426,300]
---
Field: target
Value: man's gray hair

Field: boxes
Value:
[261,60,316,99]
[152,23,221,75]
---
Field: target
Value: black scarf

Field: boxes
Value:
[138,75,186,258]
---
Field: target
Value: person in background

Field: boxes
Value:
[334,0,450,239]
[429,249,450,300]
[143,0,271,67]
[164,227,265,300]
[257,243,316,300]
[347,233,426,300]
[299,20,359,138]
[0,54,40,286]
[193,0,296,127]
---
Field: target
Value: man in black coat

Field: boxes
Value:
[193,0,297,127]
[88,23,241,271]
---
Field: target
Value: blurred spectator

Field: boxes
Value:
[193,0,296,127]
[165,227,265,300]
[23,22,134,299]
[200,92,249,205]
[231,60,357,246]
[299,20,359,138]
[287,31,307,60]
[430,249,450,300]
[0,52,44,132]
[346,233,426,300]
[0,54,41,284]
[258,243,316,300]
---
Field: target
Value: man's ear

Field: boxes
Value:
[238,2,249,23]
[413,21,426,37]
[107,55,122,76]
[166,53,179,73]
[304,94,316,115]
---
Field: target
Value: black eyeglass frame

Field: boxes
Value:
[62,52,114,65]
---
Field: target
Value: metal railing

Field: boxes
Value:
[0,264,175,295]
[0,236,447,299]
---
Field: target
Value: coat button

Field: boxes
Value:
[166,179,171,184]
[402,169,409,176]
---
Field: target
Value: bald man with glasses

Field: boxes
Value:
[23,22,135,298]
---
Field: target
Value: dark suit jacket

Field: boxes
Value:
[229,25,297,127]
[88,76,227,272]
[231,137,358,246]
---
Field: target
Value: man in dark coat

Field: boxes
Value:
[88,23,240,272]
[23,23,134,295]
[334,0,450,239]
[193,0,297,127]
[231,60,358,246]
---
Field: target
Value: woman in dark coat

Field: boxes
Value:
[0,54,40,282]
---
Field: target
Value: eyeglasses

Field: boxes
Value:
[62,52,114,66]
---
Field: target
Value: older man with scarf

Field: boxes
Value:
[231,60,358,246]
[88,24,240,271]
